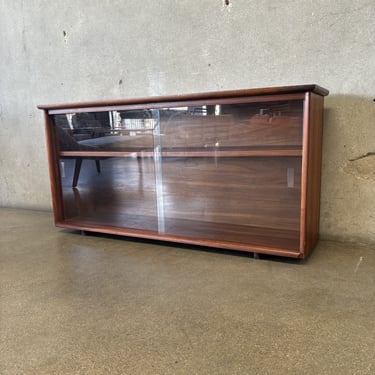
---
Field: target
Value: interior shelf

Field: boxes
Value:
[59,146,303,158]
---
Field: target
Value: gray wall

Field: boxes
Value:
[1,0,374,244]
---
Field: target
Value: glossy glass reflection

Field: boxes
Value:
[159,100,303,151]
[54,100,304,249]
[157,100,303,249]
[54,110,158,153]
[60,156,159,232]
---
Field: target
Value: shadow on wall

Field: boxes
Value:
[322,94,375,181]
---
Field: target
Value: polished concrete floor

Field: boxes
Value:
[1,208,374,374]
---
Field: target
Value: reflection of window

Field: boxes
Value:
[170,106,189,111]
[117,110,157,131]
[111,111,121,129]
[188,106,207,115]
[168,106,208,115]
[66,114,73,128]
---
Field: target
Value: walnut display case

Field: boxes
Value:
[38,84,329,258]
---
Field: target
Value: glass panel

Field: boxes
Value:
[54,100,303,250]
[59,156,159,232]
[158,156,301,250]
[56,110,160,233]
[53,110,157,153]
[157,100,303,250]
[159,100,303,151]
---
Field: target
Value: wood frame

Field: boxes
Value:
[38,84,329,259]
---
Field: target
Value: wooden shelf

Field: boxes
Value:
[60,215,301,257]
[39,84,328,259]
[59,146,302,158]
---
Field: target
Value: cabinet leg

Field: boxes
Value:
[253,252,260,259]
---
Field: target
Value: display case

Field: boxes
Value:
[38,84,329,258]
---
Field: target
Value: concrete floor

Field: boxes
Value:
[1,208,374,374]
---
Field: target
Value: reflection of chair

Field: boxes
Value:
[72,112,109,140]
[71,157,101,188]
[56,122,102,188]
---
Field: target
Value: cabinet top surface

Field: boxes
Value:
[38,84,329,111]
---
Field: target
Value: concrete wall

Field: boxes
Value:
[1,0,374,244]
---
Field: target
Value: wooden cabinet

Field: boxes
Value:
[38,84,329,258]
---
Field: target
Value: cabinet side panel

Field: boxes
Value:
[303,93,324,257]
[44,111,64,223]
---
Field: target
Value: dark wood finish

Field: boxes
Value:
[39,85,328,259]
[59,148,303,158]
[39,93,307,116]
[302,92,325,257]
[37,85,328,111]
[43,112,64,223]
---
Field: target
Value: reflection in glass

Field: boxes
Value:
[54,110,158,153]
[54,100,304,250]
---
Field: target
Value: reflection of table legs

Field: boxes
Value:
[72,158,82,188]
[69,155,142,187]
[72,158,101,188]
